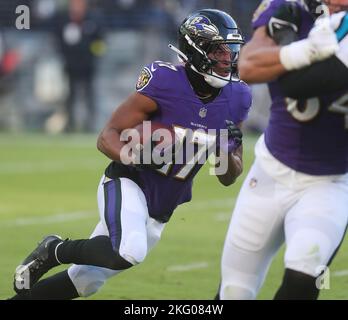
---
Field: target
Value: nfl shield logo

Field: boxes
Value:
[199,107,207,118]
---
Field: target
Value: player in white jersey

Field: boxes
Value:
[218,0,348,300]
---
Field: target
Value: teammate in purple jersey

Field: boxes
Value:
[218,0,348,300]
[10,9,252,300]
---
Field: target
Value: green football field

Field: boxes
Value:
[0,133,347,300]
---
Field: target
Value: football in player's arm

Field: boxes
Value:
[10,9,252,300]
[97,92,244,186]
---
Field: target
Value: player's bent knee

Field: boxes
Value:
[69,266,109,297]
[285,229,332,277]
[104,253,133,270]
[119,231,148,265]
[220,284,256,300]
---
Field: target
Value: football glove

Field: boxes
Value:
[218,120,243,154]
[280,16,339,71]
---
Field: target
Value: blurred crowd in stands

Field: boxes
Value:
[0,0,268,134]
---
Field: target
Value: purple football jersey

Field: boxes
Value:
[107,61,251,222]
[252,0,348,175]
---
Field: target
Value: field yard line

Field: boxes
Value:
[1,198,235,228]
[332,270,348,277]
[166,262,209,272]
[1,211,95,227]
[214,212,232,221]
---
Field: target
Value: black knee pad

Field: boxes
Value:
[59,235,134,270]
[106,251,133,270]
[274,268,319,300]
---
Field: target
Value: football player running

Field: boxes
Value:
[219,0,348,300]
[10,9,252,300]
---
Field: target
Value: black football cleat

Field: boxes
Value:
[14,235,63,294]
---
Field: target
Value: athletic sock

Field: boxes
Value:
[274,268,319,300]
[54,235,132,270]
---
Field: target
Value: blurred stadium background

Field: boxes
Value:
[0,0,347,300]
[0,0,270,134]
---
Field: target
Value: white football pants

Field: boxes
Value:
[220,136,348,300]
[67,176,166,297]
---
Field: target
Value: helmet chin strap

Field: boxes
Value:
[203,70,232,88]
[168,43,232,88]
